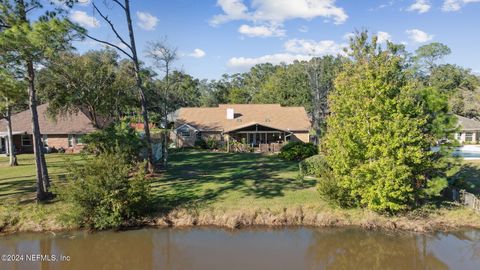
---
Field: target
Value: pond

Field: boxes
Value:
[1,227,479,270]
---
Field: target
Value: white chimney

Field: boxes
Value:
[226,108,234,120]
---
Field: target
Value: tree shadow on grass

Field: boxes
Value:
[150,150,316,212]
[449,162,480,195]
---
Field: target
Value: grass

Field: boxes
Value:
[0,154,85,201]
[1,150,480,232]
[449,160,480,195]
[151,150,324,212]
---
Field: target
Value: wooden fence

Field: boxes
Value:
[459,190,480,212]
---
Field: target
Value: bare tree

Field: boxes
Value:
[304,56,339,138]
[146,40,177,168]
[79,0,155,172]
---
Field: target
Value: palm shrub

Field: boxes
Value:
[279,141,318,161]
[57,153,151,230]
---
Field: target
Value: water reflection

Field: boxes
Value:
[0,227,479,270]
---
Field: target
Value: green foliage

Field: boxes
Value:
[450,87,480,120]
[56,153,151,230]
[255,63,312,112]
[279,141,318,161]
[299,155,330,177]
[206,138,219,149]
[37,49,137,127]
[194,138,208,149]
[0,17,79,67]
[429,64,479,92]
[82,122,145,163]
[194,137,219,150]
[415,42,451,71]
[323,32,455,213]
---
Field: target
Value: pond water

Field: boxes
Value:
[1,227,479,270]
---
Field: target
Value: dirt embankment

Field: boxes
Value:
[2,206,479,235]
[149,206,480,233]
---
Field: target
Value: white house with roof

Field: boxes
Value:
[455,115,480,144]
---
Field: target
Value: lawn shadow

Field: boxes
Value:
[450,162,480,195]
[150,150,316,212]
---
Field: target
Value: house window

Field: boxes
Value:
[465,132,473,142]
[76,134,84,145]
[196,131,202,140]
[68,134,75,147]
[42,135,48,147]
[21,135,32,147]
[179,127,190,137]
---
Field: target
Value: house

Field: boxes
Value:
[0,103,101,154]
[455,115,480,144]
[171,104,311,150]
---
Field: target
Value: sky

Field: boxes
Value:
[66,0,480,80]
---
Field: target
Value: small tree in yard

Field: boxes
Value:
[0,0,79,201]
[322,31,455,213]
[58,153,151,230]
[0,68,27,166]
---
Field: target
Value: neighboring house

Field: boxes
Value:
[0,103,101,154]
[455,115,480,144]
[171,104,311,150]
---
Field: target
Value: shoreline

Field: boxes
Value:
[2,206,479,235]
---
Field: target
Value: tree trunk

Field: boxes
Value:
[124,0,154,173]
[163,67,169,168]
[27,61,50,199]
[17,0,50,200]
[6,106,18,166]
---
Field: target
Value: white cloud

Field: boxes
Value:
[442,0,480,11]
[284,39,345,55]
[69,10,99,28]
[228,38,346,70]
[136,11,158,31]
[343,32,355,40]
[212,0,347,25]
[228,53,311,69]
[377,31,392,43]
[187,49,206,58]
[406,29,434,43]
[238,24,285,37]
[211,0,251,25]
[211,0,348,38]
[407,0,431,13]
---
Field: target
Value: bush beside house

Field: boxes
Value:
[279,141,318,161]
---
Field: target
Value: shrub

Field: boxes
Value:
[194,138,208,149]
[206,138,218,149]
[317,171,354,208]
[278,141,318,161]
[299,155,330,177]
[82,122,145,163]
[56,153,151,230]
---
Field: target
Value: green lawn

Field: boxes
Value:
[0,154,85,201]
[151,150,324,212]
[1,150,479,232]
[0,151,322,210]
[449,160,480,195]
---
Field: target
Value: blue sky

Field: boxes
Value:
[68,0,480,79]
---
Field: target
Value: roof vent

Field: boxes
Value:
[226,108,234,120]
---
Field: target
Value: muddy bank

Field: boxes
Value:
[2,206,479,235]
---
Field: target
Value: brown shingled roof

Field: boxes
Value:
[456,115,480,131]
[175,104,311,132]
[0,103,98,135]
